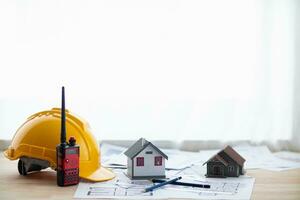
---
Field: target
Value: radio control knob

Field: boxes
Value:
[69,136,76,146]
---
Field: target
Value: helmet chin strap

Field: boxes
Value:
[18,156,50,176]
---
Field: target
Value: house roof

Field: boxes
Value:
[214,154,229,166]
[124,138,168,160]
[203,145,245,167]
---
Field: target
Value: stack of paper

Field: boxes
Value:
[101,143,201,170]
[197,145,300,171]
[273,151,300,162]
[102,143,300,171]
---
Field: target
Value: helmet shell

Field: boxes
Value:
[4,108,115,181]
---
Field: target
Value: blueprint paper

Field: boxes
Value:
[102,143,300,171]
[101,143,127,163]
[273,151,300,162]
[74,168,255,199]
[231,145,300,171]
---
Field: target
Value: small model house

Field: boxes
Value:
[124,138,168,179]
[203,145,245,178]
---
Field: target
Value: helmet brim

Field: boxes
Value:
[81,166,116,182]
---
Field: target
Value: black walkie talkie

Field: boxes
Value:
[56,87,80,186]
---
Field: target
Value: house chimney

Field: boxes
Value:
[142,138,145,146]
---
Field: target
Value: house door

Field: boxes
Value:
[213,165,223,176]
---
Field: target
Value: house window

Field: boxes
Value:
[155,156,162,166]
[136,157,144,166]
[228,165,234,172]
[146,151,153,154]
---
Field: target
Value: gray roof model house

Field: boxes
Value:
[124,138,168,179]
[203,145,246,178]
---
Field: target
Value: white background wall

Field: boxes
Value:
[0,0,298,147]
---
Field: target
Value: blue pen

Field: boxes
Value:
[143,176,182,193]
[152,179,211,188]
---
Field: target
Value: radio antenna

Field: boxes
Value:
[61,86,66,144]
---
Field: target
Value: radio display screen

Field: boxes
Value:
[66,148,77,154]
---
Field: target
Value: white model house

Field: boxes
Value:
[124,138,168,179]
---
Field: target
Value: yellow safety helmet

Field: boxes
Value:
[4,108,115,182]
